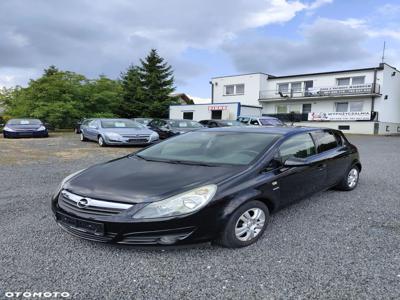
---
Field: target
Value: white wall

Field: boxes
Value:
[374,64,400,123]
[293,121,376,134]
[169,103,240,121]
[240,105,262,116]
[211,73,268,107]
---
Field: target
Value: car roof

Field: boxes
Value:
[199,126,331,136]
[238,115,279,120]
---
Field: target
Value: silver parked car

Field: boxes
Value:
[237,116,285,127]
[80,118,159,147]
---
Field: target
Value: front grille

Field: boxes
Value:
[59,190,133,216]
[122,134,150,138]
[58,223,118,242]
[127,139,148,144]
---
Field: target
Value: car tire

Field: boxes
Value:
[216,200,269,248]
[335,165,360,191]
[98,136,107,147]
[80,133,87,142]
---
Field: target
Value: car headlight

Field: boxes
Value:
[3,126,15,132]
[149,131,159,141]
[37,125,46,131]
[105,132,122,141]
[53,169,86,197]
[133,184,217,219]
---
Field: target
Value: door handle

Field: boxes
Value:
[317,163,327,171]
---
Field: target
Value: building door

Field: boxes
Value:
[211,110,222,119]
[183,112,193,120]
[302,104,312,113]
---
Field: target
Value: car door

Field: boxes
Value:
[311,130,351,187]
[86,120,100,141]
[272,132,327,207]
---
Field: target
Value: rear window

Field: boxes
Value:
[259,118,283,126]
[313,131,339,152]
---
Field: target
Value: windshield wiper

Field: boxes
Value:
[165,160,217,167]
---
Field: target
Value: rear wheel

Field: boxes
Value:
[336,166,359,191]
[216,200,269,248]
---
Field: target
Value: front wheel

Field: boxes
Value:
[215,200,269,248]
[80,133,87,142]
[335,166,360,191]
[98,136,107,147]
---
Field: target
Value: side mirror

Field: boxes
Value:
[283,157,310,167]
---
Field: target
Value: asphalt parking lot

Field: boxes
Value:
[0,133,399,299]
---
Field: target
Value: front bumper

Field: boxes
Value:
[3,130,48,138]
[103,136,157,146]
[51,194,221,246]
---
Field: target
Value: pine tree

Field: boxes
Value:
[120,65,145,118]
[138,49,176,117]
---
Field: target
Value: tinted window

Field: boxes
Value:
[138,132,281,166]
[168,120,202,128]
[259,118,283,126]
[314,131,338,152]
[279,133,316,161]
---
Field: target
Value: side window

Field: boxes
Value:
[313,131,338,152]
[88,120,98,128]
[279,133,316,161]
[250,118,260,125]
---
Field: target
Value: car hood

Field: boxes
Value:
[64,156,240,204]
[101,127,154,135]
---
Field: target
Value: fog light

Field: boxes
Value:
[159,235,179,245]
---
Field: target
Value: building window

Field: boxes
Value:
[278,83,289,93]
[211,110,222,119]
[302,104,312,113]
[337,78,351,86]
[335,102,348,112]
[225,85,234,95]
[338,125,350,130]
[351,76,365,85]
[349,101,363,112]
[276,104,288,113]
[235,84,245,94]
[224,84,244,95]
[291,82,302,92]
[183,112,193,120]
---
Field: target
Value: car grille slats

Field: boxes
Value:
[59,190,133,216]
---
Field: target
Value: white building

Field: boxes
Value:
[169,63,400,134]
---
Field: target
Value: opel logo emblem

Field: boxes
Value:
[77,198,89,208]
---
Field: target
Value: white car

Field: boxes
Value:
[237,116,285,127]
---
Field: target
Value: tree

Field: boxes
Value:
[119,65,146,118]
[121,49,177,118]
[4,67,123,128]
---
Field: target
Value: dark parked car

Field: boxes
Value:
[74,119,92,134]
[199,119,247,128]
[132,118,153,126]
[147,119,203,139]
[52,127,361,248]
[2,118,49,138]
[80,118,159,147]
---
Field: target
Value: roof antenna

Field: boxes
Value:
[381,41,386,63]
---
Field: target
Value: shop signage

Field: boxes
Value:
[308,111,371,121]
[208,105,227,111]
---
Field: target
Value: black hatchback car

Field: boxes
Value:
[52,127,361,248]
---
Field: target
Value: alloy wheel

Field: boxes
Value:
[347,168,359,188]
[235,208,266,242]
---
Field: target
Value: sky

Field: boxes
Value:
[0,0,399,100]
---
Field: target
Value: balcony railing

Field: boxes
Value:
[259,83,380,100]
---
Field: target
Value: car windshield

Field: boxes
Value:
[168,120,203,128]
[8,119,42,125]
[137,131,281,166]
[259,118,283,126]
[135,119,151,125]
[101,120,142,128]
[219,120,245,126]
